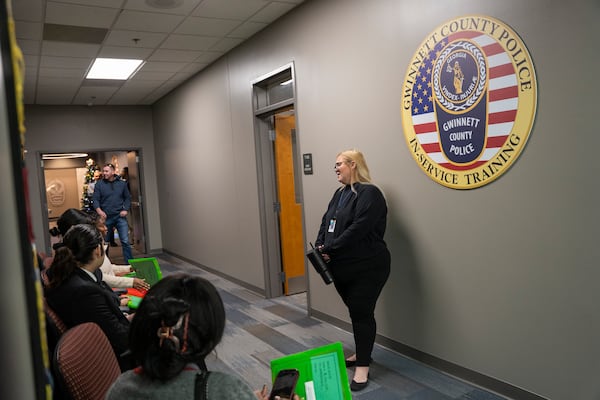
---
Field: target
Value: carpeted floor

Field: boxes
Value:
[137,253,508,400]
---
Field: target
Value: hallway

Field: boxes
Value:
[152,253,508,400]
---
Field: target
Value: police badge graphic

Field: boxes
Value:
[401,16,537,189]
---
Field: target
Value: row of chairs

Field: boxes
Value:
[44,295,121,400]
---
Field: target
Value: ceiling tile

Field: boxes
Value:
[194,51,223,64]
[98,46,155,59]
[40,55,92,69]
[192,0,268,20]
[121,79,166,91]
[180,63,208,73]
[45,2,120,28]
[140,61,187,73]
[25,67,39,83]
[131,70,176,81]
[109,81,164,104]
[18,39,42,56]
[43,24,108,44]
[24,55,40,68]
[171,69,199,81]
[160,34,219,51]
[227,21,268,39]
[175,16,241,36]
[209,37,244,53]
[53,0,124,7]
[73,86,120,105]
[149,48,201,62]
[114,10,185,33]
[39,67,86,79]
[250,1,296,23]
[124,0,202,16]
[15,21,44,40]
[24,83,37,104]
[12,0,45,22]
[41,41,100,57]
[36,92,77,104]
[143,80,186,102]
[104,30,168,48]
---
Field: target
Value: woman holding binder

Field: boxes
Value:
[315,149,391,392]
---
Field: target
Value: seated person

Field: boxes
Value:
[106,274,264,399]
[43,208,148,291]
[45,223,132,371]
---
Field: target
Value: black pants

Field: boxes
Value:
[331,249,391,366]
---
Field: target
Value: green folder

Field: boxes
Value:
[270,342,351,400]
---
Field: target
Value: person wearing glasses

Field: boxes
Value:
[314,149,391,392]
[93,163,133,263]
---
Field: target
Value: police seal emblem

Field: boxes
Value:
[401,15,537,189]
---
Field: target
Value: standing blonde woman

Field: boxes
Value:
[315,149,391,392]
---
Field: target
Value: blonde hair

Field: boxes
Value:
[337,149,371,189]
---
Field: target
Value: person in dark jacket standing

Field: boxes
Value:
[93,163,133,263]
[315,149,391,392]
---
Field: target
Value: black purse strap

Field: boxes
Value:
[195,370,211,400]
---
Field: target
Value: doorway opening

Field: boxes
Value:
[252,62,307,298]
[39,149,147,262]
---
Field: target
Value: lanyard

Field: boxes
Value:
[337,186,353,209]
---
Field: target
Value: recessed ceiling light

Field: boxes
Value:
[42,153,89,160]
[86,58,144,80]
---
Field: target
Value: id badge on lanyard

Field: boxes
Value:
[328,218,336,233]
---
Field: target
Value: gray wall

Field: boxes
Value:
[152,0,600,399]
[24,105,163,254]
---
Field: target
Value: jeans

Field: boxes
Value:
[104,214,133,263]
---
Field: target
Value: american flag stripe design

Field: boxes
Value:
[411,32,518,170]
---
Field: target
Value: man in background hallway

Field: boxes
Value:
[93,163,133,263]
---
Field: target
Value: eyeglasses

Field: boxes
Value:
[334,161,345,169]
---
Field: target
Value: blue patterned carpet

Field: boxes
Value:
[154,254,508,400]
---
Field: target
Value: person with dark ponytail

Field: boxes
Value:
[45,223,132,370]
[106,274,261,400]
[42,208,148,291]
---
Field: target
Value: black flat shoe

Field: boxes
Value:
[350,378,369,391]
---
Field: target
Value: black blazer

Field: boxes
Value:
[46,268,130,357]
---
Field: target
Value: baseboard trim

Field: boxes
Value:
[162,250,266,296]
[309,308,548,400]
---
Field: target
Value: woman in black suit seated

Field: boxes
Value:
[45,223,132,370]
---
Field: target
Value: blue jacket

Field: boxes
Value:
[93,175,131,217]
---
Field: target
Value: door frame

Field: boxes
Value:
[37,147,147,256]
[252,62,308,298]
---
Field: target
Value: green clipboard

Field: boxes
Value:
[128,257,163,287]
[270,342,351,400]
[127,295,143,310]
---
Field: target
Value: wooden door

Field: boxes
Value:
[274,114,306,294]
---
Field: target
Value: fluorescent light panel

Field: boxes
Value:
[42,153,88,160]
[86,58,144,80]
